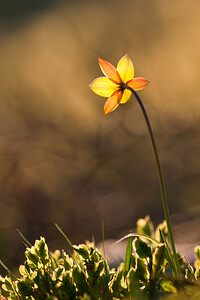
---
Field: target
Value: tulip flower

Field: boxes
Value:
[89,54,149,114]
[89,55,181,277]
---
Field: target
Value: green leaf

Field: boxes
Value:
[59,271,76,297]
[195,245,200,260]
[91,248,102,262]
[137,216,154,237]
[124,237,132,277]
[155,220,168,243]
[195,268,200,279]
[184,256,195,280]
[127,268,142,297]
[73,244,90,260]
[17,280,33,296]
[34,237,49,266]
[160,279,177,293]
[152,244,166,266]
[133,238,152,260]
[19,265,27,277]
[95,260,105,276]
[54,266,64,280]
[1,277,13,292]
[72,266,88,293]
[130,254,136,269]
[110,263,126,297]
[151,244,166,279]
[136,258,149,282]
[159,229,177,276]
[25,250,39,268]
[61,250,73,270]
[185,264,195,280]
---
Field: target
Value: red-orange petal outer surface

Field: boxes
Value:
[126,78,149,91]
[104,90,123,114]
[98,58,121,84]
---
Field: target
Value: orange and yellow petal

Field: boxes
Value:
[120,89,132,104]
[89,77,119,97]
[98,58,121,83]
[126,77,149,91]
[104,90,123,114]
[117,54,134,83]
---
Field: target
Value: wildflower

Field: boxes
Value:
[89,54,149,114]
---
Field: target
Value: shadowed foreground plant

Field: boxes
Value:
[89,55,181,277]
[1,218,200,299]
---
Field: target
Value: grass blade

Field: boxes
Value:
[17,229,32,248]
[124,236,132,278]
[0,260,17,280]
[114,232,160,247]
[159,229,177,276]
[55,223,73,248]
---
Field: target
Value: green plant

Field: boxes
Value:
[1,217,200,299]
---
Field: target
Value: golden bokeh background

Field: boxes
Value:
[0,0,200,269]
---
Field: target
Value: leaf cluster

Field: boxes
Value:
[1,217,200,299]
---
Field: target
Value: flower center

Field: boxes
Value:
[120,82,127,91]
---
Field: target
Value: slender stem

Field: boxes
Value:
[126,86,181,276]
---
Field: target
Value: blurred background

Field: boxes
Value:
[0,0,200,271]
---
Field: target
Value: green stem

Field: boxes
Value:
[126,86,181,276]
